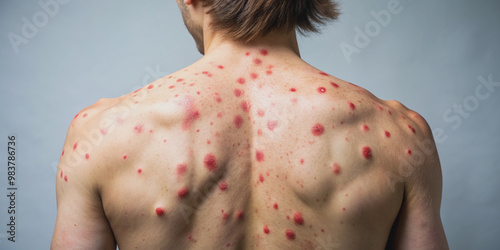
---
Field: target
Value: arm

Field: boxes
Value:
[51,110,116,249]
[387,116,449,250]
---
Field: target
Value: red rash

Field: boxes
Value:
[260,49,269,56]
[183,109,200,131]
[257,109,265,117]
[237,78,246,84]
[333,163,341,175]
[318,87,326,93]
[285,229,296,240]
[134,124,144,134]
[408,125,416,134]
[331,82,339,88]
[204,153,217,171]
[256,150,265,162]
[73,142,78,150]
[385,131,391,138]
[234,115,244,129]
[267,120,278,131]
[177,164,187,176]
[362,147,372,160]
[263,225,270,234]
[219,182,227,191]
[234,89,243,97]
[156,207,165,216]
[178,187,189,198]
[293,212,304,225]
[311,123,325,136]
[349,102,356,110]
[254,58,262,65]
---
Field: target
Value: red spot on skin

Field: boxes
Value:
[237,78,246,84]
[241,101,250,112]
[363,125,369,131]
[266,70,273,75]
[362,146,372,159]
[290,88,297,92]
[318,87,326,93]
[147,85,154,90]
[178,187,189,198]
[257,109,265,117]
[207,139,211,144]
[236,210,244,220]
[169,85,175,89]
[73,142,78,150]
[218,65,224,69]
[286,229,296,240]
[267,120,278,131]
[156,207,165,216]
[177,164,187,176]
[258,129,263,136]
[222,211,229,220]
[227,243,231,247]
[204,153,217,171]
[319,72,329,76]
[264,225,270,234]
[85,154,89,160]
[74,113,79,119]
[388,110,392,115]
[177,78,184,82]
[60,170,63,178]
[333,163,341,175]
[385,131,391,138]
[133,88,142,94]
[343,208,346,211]
[331,82,339,88]
[250,73,258,79]
[123,155,127,160]
[311,123,325,136]
[234,89,242,97]
[256,150,265,162]
[293,212,304,225]
[273,203,278,210]
[138,169,142,174]
[83,113,88,118]
[407,149,412,155]
[349,102,356,110]
[259,174,264,182]
[100,128,108,135]
[245,52,250,56]
[217,112,222,118]
[202,71,208,74]
[61,150,64,156]
[181,96,201,130]
[408,125,416,134]
[260,49,269,56]
[219,182,227,191]
[234,115,244,129]
[64,175,68,182]
[254,58,262,65]
[300,159,304,164]
[215,96,222,103]
[134,124,144,133]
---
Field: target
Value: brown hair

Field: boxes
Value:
[201,0,340,41]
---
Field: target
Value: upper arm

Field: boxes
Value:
[51,107,116,250]
[387,113,449,250]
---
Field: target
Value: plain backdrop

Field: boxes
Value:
[1,0,499,249]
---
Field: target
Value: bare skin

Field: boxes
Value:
[51,1,448,249]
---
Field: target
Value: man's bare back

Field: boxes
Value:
[52,45,447,249]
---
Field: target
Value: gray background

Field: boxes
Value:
[1,0,499,249]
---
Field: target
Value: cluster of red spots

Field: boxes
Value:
[137,168,143,174]
[234,115,244,129]
[349,102,356,110]
[237,78,246,84]
[134,124,144,134]
[285,229,296,240]
[259,174,265,182]
[177,163,187,176]
[156,207,165,216]
[362,146,372,160]
[318,87,327,93]
[385,131,391,138]
[178,187,189,198]
[333,163,341,175]
[260,49,269,56]
[263,225,270,234]
[147,85,154,90]
[256,150,265,162]
[202,71,213,77]
[218,65,224,69]
[363,124,370,131]
[73,142,78,150]
[290,88,297,92]
[219,181,227,191]
[234,89,243,97]
[311,123,325,136]
[407,149,412,155]
[241,101,250,112]
[254,58,262,65]
[204,153,217,171]
[257,109,265,117]
[123,154,127,160]
[331,82,339,88]
[267,120,278,131]
[293,212,304,225]
[408,124,416,134]
[85,154,90,160]
[236,210,244,220]
[250,73,258,79]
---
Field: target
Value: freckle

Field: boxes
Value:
[362,146,372,159]
[256,150,265,162]
[237,78,246,84]
[349,102,356,110]
[333,163,341,175]
[64,175,68,182]
[273,203,278,210]
[138,169,142,174]
[260,49,269,56]
[100,128,108,135]
[408,125,416,134]
[318,87,326,93]
[293,212,304,225]
[319,72,329,76]
[156,207,165,216]
[219,181,227,191]
[267,120,278,131]
[266,70,273,75]
[85,154,89,160]
[83,113,88,118]
[290,88,296,92]
[407,149,412,155]
[300,159,304,164]
[385,131,391,138]
[257,109,265,117]
[204,153,217,171]
[147,85,154,90]
[73,142,78,150]
[259,174,264,182]
[178,187,189,198]
[241,101,250,112]
[285,229,296,240]
[254,58,262,65]
[363,124,369,131]
[234,115,244,129]
[218,65,224,69]
[123,155,127,160]
[250,73,258,79]
[134,124,144,133]
[177,78,184,82]
[236,210,244,220]
[311,123,325,136]
[331,82,339,88]
[263,225,270,234]
[234,89,242,97]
